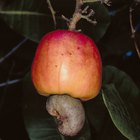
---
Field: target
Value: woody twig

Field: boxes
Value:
[129,6,140,58]
[47,0,56,28]
[62,0,97,31]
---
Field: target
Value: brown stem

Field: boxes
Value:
[83,0,112,6]
[101,0,112,6]
[47,0,56,28]
[75,0,83,13]
[129,6,140,59]
[69,0,83,31]
[62,0,96,31]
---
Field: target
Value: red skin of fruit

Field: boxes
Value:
[32,30,102,101]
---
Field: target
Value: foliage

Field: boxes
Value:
[23,73,92,140]
[21,65,140,140]
[0,0,110,42]
[0,0,140,140]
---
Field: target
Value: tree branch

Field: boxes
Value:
[0,79,22,88]
[47,0,56,28]
[0,38,28,64]
[62,0,97,31]
[83,0,112,6]
[75,0,83,13]
[129,6,140,59]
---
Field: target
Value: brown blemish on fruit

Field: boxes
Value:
[69,52,72,55]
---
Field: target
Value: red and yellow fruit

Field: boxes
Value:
[32,30,102,101]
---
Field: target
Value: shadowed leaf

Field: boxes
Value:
[0,0,110,42]
[22,73,92,140]
[102,66,140,107]
[0,0,66,42]
[102,84,140,140]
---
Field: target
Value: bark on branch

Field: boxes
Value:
[62,0,97,31]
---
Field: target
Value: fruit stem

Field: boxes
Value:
[62,0,97,31]
[68,0,83,31]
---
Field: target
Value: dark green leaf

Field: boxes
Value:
[78,2,110,42]
[83,65,140,140]
[0,0,66,42]
[22,73,61,140]
[102,84,140,140]
[84,93,128,140]
[89,2,110,41]
[22,73,92,140]
[0,0,110,42]
[84,94,107,133]
[102,66,140,108]
[101,66,140,139]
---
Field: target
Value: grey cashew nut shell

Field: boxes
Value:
[46,94,85,136]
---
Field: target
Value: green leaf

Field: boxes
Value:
[82,65,140,139]
[22,73,92,140]
[78,2,110,42]
[102,66,140,108]
[0,0,110,42]
[84,94,107,133]
[102,84,140,140]
[84,93,128,140]
[102,66,140,139]
[22,73,61,140]
[92,2,110,41]
[0,0,66,42]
